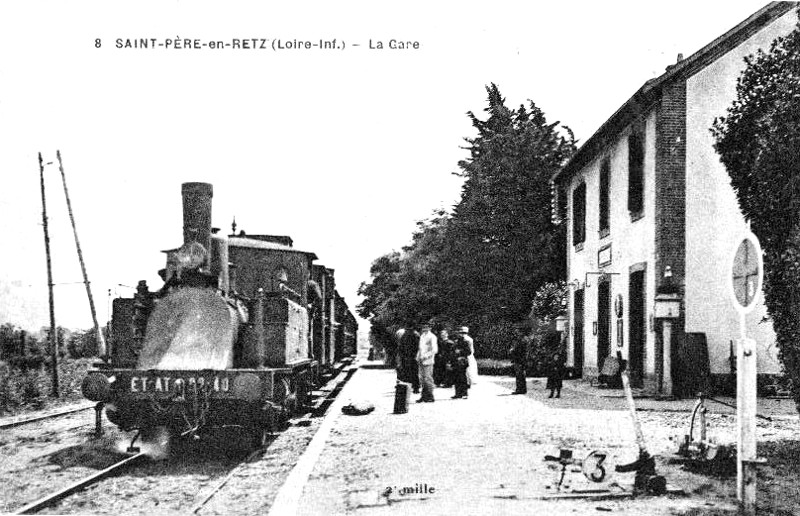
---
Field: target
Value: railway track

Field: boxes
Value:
[0,403,95,430]
[7,364,358,515]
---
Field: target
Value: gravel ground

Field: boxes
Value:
[293,368,800,516]
[0,408,129,514]
[2,367,797,515]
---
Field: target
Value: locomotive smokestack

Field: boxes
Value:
[181,182,213,255]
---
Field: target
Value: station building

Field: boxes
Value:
[550,2,797,396]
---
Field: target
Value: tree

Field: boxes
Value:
[357,85,575,357]
[711,13,800,411]
[67,327,104,358]
[450,84,574,324]
[529,280,568,324]
[0,323,24,359]
[357,252,402,325]
[40,326,67,358]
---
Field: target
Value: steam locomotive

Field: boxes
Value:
[82,182,358,447]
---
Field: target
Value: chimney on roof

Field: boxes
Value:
[677,53,683,63]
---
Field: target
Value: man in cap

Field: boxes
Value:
[416,323,438,402]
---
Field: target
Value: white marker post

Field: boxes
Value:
[729,233,763,516]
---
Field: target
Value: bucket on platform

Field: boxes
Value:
[393,382,410,414]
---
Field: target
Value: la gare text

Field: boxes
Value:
[368,39,420,50]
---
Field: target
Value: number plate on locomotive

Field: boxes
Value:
[129,374,231,393]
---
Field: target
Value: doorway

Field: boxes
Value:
[628,269,646,388]
[597,279,611,370]
[573,288,584,376]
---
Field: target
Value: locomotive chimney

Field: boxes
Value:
[181,182,213,256]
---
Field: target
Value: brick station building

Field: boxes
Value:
[550,2,797,396]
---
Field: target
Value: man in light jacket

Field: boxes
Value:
[416,324,438,403]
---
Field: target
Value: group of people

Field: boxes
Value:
[396,325,479,403]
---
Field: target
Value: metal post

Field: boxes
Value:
[94,402,104,438]
[661,320,673,396]
[39,153,59,398]
[737,328,757,514]
[56,150,107,358]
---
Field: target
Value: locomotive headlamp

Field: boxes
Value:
[233,373,262,401]
[82,373,115,402]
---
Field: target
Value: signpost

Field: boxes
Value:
[729,232,763,516]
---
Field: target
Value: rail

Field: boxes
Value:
[13,452,147,514]
[0,403,94,430]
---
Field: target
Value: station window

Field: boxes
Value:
[628,130,645,216]
[599,159,610,236]
[572,182,586,246]
[551,181,568,224]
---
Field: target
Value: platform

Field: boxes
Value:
[269,365,749,515]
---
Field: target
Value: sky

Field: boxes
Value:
[0,0,775,332]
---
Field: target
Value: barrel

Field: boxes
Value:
[393,382,410,414]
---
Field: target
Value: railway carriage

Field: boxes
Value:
[82,182,356,447]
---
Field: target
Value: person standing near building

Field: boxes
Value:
[510,327,530,394]
[434,329,454,387]
[451,331,472,399]
[546,351,566,398]
[456,326,479,386]
[398,327,421,394]
[416,324,438,403]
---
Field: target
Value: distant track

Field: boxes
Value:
[0,403,94,430]
[13,452,147,515]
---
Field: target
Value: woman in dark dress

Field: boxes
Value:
[451,334,471,399]
[546,352,566,398]
[398,328,420,393]
[434,329,454,387]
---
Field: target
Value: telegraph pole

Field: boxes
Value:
[56,150,107,358]
[39,152,59,397]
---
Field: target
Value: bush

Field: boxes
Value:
[476,358,513,376]
[526,325,563,377]
[0,361,44,413]
[472,320,519,359]
[0,357,94,416]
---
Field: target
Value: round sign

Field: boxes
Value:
[729,233,763,314]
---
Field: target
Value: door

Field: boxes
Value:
[597,280,611,370]
[628,270,646,388]
[573,289,584,376]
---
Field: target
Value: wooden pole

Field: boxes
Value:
[39,152,58,397]
[737,318,757,515]
[56,150,107,358]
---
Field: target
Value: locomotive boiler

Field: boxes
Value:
[82,182,356,447]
